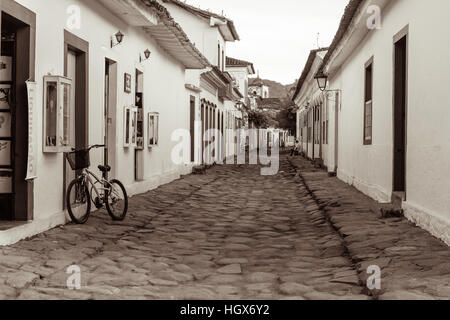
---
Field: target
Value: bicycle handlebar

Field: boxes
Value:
[70,144,105,152]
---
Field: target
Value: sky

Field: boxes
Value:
[186,0,349,85]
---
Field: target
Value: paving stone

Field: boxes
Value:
[248,272,278,283]
[147,278,178,287]
[379,290,436,300]
[0,155,447,300]
[216,258,249,265]
[217,264,242,274]
[5,271,39,289]
[279,283,311,296]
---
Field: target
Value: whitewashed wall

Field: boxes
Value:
[15,0,191,223]
[328,0,450,244]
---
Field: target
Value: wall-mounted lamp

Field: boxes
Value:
[139,49,151,62]
[111,31,124,48]
[315,73,328,92]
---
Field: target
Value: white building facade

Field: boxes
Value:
[0,0,209,245]
[159,0,242,162]
[313,0,450,245]
[293,48,329,165]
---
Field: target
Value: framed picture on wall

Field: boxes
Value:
[130,107,138,147]
[0,141,11,166]
[0,112,11,137]
[148,112,159,147]
[0,85,11,110]
[124,73,132,93]
[0,56,12,82]
[124,106,131,147]
[0,169,12,194]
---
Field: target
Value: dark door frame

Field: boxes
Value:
[62,30,89,208]
[1,0,36,221]
[392,25,409,196]
[63,30,89,150]
[189,95,195,163]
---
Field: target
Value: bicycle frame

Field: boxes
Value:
[81,168,112,201]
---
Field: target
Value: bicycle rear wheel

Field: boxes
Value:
[66,178,91,224]
[105,179,128,221]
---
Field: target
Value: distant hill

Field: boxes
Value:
[249,78,297,99]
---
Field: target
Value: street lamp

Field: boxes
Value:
[140,49,152,62]
[111,31,124,48]
[315,73,328,92]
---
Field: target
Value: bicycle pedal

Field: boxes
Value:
[94,197,103,209]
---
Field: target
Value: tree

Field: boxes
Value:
[277,100,297,134]
[247,110,270,129]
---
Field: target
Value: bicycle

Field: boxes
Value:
[65,144,128,224]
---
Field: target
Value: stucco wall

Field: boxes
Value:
[15,0,190,221]
[328,0,450,244]
[161,1,226,70]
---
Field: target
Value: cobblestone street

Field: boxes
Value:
[0,155,448,300]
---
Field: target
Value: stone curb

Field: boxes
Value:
[287,155,450,300]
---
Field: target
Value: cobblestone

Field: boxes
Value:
[289,155,450,300]
[0,155,446,299]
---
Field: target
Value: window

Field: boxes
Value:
[218,44,221,69]
[222,50,224,71]
[314,106,320,144]
[322,103,329,145]
[364,59,373,145]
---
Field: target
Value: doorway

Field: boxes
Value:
[0,8,35,221]
[393,31,408,194]
[105,59,117,179]
[190,96,195,163]
[63,30,89,208]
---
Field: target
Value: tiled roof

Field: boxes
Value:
[316,0,364,77]
[226,57,252,67]
[161,0,240,41]
[139,0,211,68]
[292,47,328,101]
[226,57,255,74]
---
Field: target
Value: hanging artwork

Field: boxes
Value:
[0,169,12,194]
[0,140,11,166]
[0,85,11,110]
[124,73,132,93]
[131,107,138,147]
[0,112,11,137]
[0,56,12,82]
[148,112,159,147]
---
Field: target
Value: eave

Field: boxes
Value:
[201,67,229,90]
[100,0,210,69]
[318,0,390,78]
[162,0,240,41]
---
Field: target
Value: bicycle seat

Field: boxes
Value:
[98,165,111,173]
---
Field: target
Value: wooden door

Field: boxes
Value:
[190,96,195,163]
[393,35,407,192]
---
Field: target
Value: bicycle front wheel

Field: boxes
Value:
[105,179,128,221]
[66,178,91,224]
